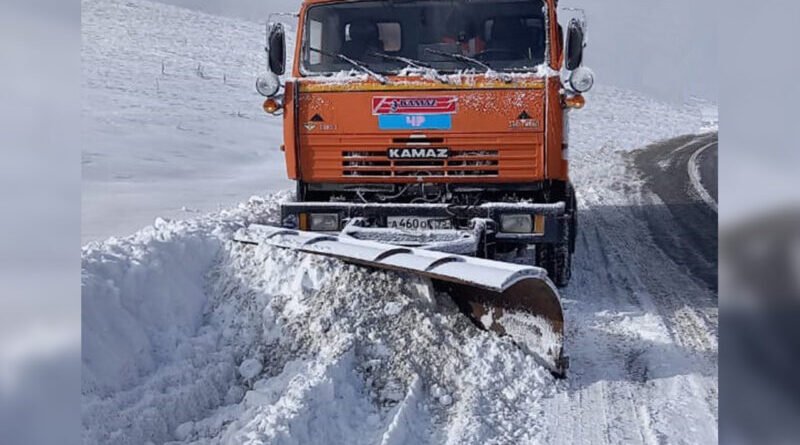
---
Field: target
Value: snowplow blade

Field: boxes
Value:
[235,224,567,377]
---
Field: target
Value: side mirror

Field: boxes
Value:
[565,19,585,71]
[267,23,286,76]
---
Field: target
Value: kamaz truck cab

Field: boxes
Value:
[256,0,593,287]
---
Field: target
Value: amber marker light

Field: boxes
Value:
[564,95,586,109]
[263,98,282,114]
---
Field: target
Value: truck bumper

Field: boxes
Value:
[280,201,567,249]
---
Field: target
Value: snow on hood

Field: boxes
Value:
[296,64,556,87]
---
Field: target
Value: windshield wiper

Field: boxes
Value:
[370,52,449,84]
[424,48,491,72]
[337,53,389,84]
[370,52,429,70]
[423,48,512,83]
[309,47,388,84]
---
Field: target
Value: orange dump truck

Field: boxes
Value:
[256,0,592,287]
[243,0,593,375]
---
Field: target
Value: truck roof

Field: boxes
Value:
[303,0,554,4]
[303,0,382,4]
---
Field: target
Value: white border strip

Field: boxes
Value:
[688,141,718,213]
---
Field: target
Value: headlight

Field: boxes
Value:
[310,213,340,232]
[256,74,280,97]
[569,67,595,93]
[500,215,533,234]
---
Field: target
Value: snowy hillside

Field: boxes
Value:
[81,0,293,243]
[82,0,717,443]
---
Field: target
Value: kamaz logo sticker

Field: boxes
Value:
[373,96,458,115]
[387,148,450,159]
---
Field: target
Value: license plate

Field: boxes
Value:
[387,216,453,231]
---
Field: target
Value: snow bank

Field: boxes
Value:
[82,193,557,444]
[199,240,557,445]
[82,221,221,396]
[81,196,287,444]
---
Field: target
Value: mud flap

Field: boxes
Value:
[235,224,567,377]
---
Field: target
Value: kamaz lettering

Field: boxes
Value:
[392,99,436,111]
[387,148,450,159]
[372,96,458,115]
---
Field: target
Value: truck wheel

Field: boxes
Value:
[536,244,572,288]
[568,187,578,254]
[476,221,497,260]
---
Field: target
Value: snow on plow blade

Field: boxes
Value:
[235,224,568,377]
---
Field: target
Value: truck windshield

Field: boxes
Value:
[301,0,547,76]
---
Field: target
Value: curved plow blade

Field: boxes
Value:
[235,224,567,376]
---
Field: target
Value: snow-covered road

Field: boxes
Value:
[81,0,718,443]
[539,133,718,443]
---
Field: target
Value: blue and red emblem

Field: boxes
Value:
[373,96,457,130]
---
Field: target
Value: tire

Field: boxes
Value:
[476,221,497,260]
[567,182,578,254]
[536,243,572,288]
[536,182,576,288]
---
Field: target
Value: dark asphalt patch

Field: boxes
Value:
[632,133,719,293]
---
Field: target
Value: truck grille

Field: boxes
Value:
[342,149,500,177]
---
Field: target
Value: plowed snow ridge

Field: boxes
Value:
[81,0,717,443]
